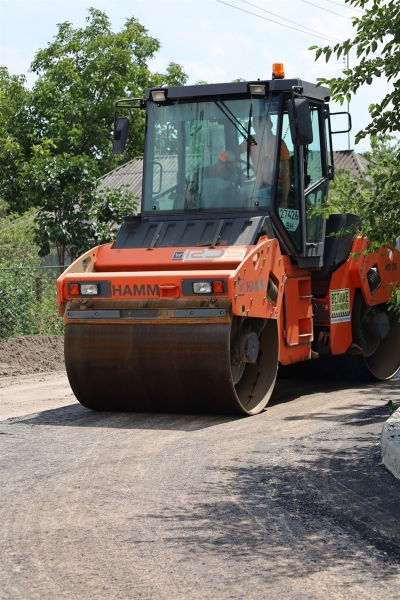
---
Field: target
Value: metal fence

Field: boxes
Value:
[0,266,66,339]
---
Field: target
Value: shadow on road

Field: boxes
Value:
[10,403,240,432]
[271,374,400,407]
[9,375,400,432]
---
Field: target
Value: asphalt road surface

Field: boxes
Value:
[1,372,400,599]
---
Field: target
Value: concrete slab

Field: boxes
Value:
[381,406,400,481]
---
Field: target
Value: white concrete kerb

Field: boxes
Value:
[381,407,400,481]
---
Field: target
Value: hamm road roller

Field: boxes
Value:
[57,65,400,414]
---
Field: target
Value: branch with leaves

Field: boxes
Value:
[310,0,400,143]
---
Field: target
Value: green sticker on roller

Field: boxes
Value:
[330,288,351,323]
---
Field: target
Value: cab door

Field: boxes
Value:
[278,100,328,267]
[300,103,328,267]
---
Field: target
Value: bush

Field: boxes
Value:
[0,267,64,338]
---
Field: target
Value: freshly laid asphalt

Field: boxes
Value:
[1,372,400,599]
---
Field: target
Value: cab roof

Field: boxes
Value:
[146,79,330,104]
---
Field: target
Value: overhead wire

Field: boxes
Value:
[300,0,353,19]
[239,0,343,41]
[216,0,343,44]
[322,0,364,13]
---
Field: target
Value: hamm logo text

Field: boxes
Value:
[112,284,159,297]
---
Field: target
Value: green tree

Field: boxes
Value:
[324,135,400,247]
[0,200,39,267]
[326,168,360,214]
[354,139,400,248]
[28,152,99,266]
[27,151,138,265]
[325,135,400,315]
[21,8,187,264]
[30,8,188,174]
[0,68,33,212]
[361,132,399,163]
[310,0,400,144]
[91,187,139,246]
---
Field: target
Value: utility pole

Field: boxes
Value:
[338,54,351,151]
[346,53,350,151]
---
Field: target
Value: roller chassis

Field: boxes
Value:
[58,233,400,414]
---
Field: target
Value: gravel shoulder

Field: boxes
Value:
[0,335,72,420]
[0,371,76,420]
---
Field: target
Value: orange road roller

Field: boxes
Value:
[57,69,400,414]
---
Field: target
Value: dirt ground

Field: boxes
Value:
[0,335,65,377]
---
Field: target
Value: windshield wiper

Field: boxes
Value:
[246,104,253,179]
[212,98,256,144]
[212,98,256,177]
[213,98,248,138]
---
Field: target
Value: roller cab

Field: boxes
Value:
[57,74,400,414]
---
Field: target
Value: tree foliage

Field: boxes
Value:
[0,68,32,155]
[91,187,139,247]
[310,0,400,317]
[356,140,400,247]
[26,9,187,264]
[27,151,138,265]
[28,153,99,266]
[30,8,187,174]
[0,69,34,213]
[0,9,187,264]
[0,200,39,267]
[325,136,400,314]
[326,135,400,248]
[310,0,400,143]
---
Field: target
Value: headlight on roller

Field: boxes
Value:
[80,284,99,295]
[193,282,212,294]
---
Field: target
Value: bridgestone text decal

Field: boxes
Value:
[330,288,351,323]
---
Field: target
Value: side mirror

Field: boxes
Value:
[288,98,313,146]
[112,117,129,154]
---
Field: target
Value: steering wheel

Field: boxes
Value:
[236,158,256,178]
[221,157,255,181]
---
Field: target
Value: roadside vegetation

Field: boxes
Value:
[311,0,400,313]
[327,135,400,248]
[0,8,187,338]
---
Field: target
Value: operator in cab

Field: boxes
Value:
[217,112,290,208]
[187,113,290,208]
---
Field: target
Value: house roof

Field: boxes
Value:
[98,150,368,203]
[97,157,144,198]
[332,150,368,178]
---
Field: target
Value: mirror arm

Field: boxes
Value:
[329,111,352,134]
[291,85,304,99]
[113,97,146,129]
[112,98,146,153]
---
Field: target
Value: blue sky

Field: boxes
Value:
[0,0,390,151]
